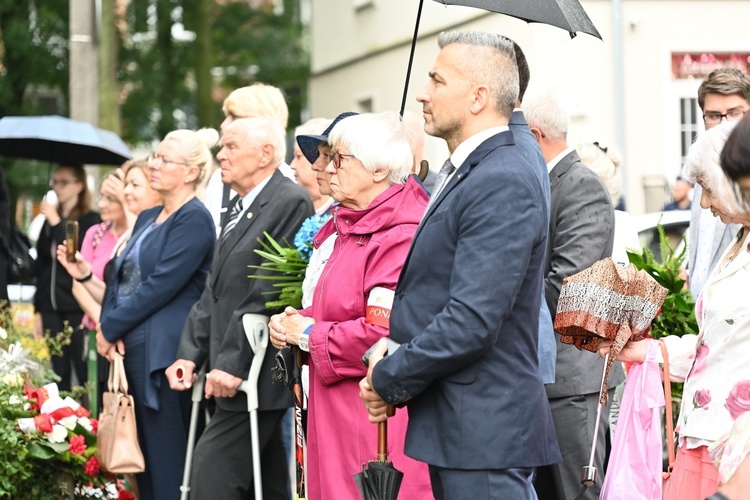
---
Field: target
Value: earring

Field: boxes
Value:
[184,179,189,184]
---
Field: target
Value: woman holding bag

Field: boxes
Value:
[98,129,216,500]
[600,121,750,499]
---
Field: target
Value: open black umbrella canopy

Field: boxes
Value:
[433,0,602,40]
[0,115,132,166]
[399,0,601,115]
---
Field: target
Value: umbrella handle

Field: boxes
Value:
[377,405,396,460]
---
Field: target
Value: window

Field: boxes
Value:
[679,97,699,165]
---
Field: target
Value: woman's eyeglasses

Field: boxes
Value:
[147,153,190,168]
[332,152,357,170]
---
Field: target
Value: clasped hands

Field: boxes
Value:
[268,306,314,350]
[95,323,125,362]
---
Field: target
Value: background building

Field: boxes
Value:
[307,0,750,213]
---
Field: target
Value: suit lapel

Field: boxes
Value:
[401,130,515,280]
[211,170,284,286]
[548,151,579,193]
[113,209,158,280]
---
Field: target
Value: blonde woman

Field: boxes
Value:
[97,129,217,500]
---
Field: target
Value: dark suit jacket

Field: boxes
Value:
[177,169,314,413]
[100,198,215,410]
[372,130,561,469]
[543,150,624,399]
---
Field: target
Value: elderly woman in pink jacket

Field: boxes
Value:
[269,111,432,500]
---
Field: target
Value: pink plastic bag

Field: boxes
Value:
[601,340,665,500]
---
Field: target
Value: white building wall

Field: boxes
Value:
[308,0,750,213]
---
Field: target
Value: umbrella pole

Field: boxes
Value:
[399,0,425,117]
[577,352,609,498]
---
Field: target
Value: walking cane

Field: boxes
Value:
[237,313,270,500]
[179,365,206,500]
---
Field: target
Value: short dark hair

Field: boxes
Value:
[512,41,530,103]
[720,113,750,181]
[697,68,750,111]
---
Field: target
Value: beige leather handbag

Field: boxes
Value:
[97,352,145,474]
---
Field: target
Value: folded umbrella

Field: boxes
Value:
[554,257,668,405]
[354,407,402,500]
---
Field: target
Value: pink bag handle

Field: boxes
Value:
[660,339,675,474]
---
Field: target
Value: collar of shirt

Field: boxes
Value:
[235,174,273,219]
[547,146,576,174]
[450,125,510,171]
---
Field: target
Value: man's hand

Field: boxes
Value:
[204,369,243,399]
[359,338,390,423]
[166,359,197,391]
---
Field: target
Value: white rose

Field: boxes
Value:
[77,417,93,432]
[58,415,78,430]
[0,327,7,339]
[8,395,20,405]
[47,424,68,443]
[23,402,30,410]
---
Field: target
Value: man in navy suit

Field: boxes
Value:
[359,31,560,499]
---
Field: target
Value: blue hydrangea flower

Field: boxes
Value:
[294,213,331,261]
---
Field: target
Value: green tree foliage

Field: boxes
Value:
[0,1,69,219]
[0,0,69,117]
[119,0,309,143]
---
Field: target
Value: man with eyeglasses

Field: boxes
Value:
[687,68,750,300]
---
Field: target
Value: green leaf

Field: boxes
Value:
[28,443,57,460]
[726,318,735,325]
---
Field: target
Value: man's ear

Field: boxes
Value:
[258,143,275,168]
[470,85,490,114]
[530,127,544,143]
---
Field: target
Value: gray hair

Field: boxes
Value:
[577,142,623,205]
[294,117,332,138]
[522,85,569,141]
[438,31,519,118]
[164,128,219,184]
[327,111,413,185]
[683,120,743,215]
[227,117,286,166]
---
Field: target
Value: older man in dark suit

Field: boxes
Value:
[523,86,619,500]
[360,31,560,499]
[166,117,313,499]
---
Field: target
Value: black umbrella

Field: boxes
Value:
[399,0,602,115]
[353,408,402,500]
[0,115,132,165]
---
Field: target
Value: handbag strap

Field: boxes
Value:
[659,339,675,472]
[107,352,130,395]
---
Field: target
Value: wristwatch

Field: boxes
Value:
[298,325,313,352]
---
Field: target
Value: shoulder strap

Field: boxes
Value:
[660,339,675,472]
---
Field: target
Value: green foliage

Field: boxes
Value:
[627,223,698,408]
[627,224,699,340]
[249,232,307,310]
[119,0,309,143]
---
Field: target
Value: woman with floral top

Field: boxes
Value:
[600,121,750,499]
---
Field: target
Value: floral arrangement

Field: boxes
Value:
[0,307,133,500]
[250,212,330,309]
